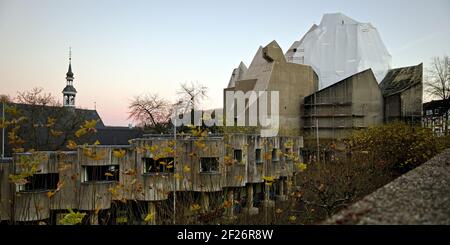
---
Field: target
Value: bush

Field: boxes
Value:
[346,122,448,172]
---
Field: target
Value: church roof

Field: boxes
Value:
[62,85,77,93]
[379,63,423,97]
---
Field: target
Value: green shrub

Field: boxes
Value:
[346,122,448,172]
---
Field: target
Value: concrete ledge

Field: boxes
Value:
[325,148,450,225]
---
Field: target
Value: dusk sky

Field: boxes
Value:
[1,0,449,126]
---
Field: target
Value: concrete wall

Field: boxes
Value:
[303,69,383,141]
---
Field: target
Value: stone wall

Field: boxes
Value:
[325,148,450,225]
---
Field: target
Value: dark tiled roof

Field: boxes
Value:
[62,85,77,93]
[0,103,106,156]
[96,127,143,145]
[379,63,423,97]
[1,103,105,127]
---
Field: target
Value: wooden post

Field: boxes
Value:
[147,201,157,225]
[242,184,258,215]
[201,192,210,212]
[90,212,99,225]
[225,188,236,219]
[276,178,288,201]
[262,183,275,208]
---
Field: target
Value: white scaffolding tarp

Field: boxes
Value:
[286,13,392,89]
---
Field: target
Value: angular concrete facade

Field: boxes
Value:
[303,69,384,140]
[224,41,318,136]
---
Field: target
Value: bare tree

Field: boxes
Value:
[128,93,172,132]
[426,56,450,100]
[16,87,60,106]
[425,56,450,135]
[177,81,208,112]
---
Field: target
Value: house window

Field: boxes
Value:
[255,149,262,164]
[200,157,219,173]
[143,157,174,174]
[82,165,119,182]
[434,109,439,114]
[426,110,432,116]
[234,149,243,163]
[272,149,279,162]
[18,173,59,192]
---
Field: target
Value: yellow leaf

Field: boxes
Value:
[183,165,191,173]
[67,140,78,150]
[223,200,233,208]
[296,163,307,172]
[144,212,154,222]
[47,191,55,198]
[75,128,87,138]
[93,140,101,145]
[190,203,201,212]
[50,129,63,137]
[288,215,297,222]
[113,149,126,159]
[105,172,113,177]
[174,173,182,180]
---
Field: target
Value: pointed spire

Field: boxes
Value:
[66,47,74,79]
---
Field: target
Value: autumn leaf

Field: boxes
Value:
[262,176,276,186]
[113,149,126,159]
[75,128,87,138]
[223,200,233,209]
[183,165,191,173]
[59,208,86,225]
[67,140,78,150]
[190,203,201,212]
[174,173,182,180]
[288,215,297,223]
[105,172,114,177]
[234,175,244,182]
[46,117,56,128]
[296,163,307,172]
[144,212,155,222]
[50,129,63,137]
[47,191,55,198]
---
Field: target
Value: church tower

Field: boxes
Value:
[62,48,77,107]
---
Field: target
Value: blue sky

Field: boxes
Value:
[1,0,449,126]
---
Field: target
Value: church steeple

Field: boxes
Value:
[62,47,77,107]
